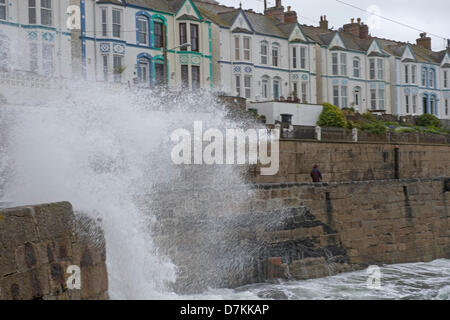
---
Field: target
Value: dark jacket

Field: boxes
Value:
[310,168,322,182]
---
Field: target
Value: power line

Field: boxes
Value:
[335,0,449,41]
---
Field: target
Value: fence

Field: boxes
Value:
[281,125,450,145]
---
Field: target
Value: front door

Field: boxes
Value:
[423,96,428,114]
[138,58,150,87]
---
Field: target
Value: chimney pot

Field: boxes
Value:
[416,33,431,50]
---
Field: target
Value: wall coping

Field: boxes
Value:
[280,138,450,147]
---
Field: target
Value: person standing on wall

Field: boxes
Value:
[311,165,323,183]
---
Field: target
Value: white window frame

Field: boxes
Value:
[29,0,37,24]
[292,46,297,69]
[333,85,339,107]
[444,70,448,88]
[272,44,279,67]
[262,77,269,98]
[412,95,417,114]
[244,75,252,98]
[101,8,108,37]
[137,16,148,45]
[445,99,449,116]
[369,58,376,80]
[341,85,347,108]
[353,57,360,78]
[429,69,435,88]
[370,88,377,110]
[243,37,251,61]
[102,55,109,81]
[42,43,54,77]
[422,69,426,86]
[411,65,416,84]
[332,53,338,75]
[301,82,308,103]
[112,8,122,38]
[113,55,122,82]
[40,0,52,26]
[0,0,7,21]
[377,59,384,80]
[235,74,241,97]
[405,95,410,114]
[378,88,385,110]
[260,42,268,65]
[234,36,240,60]
[340,53,347,76]
[300,47,306,69]
[405,65,409,84]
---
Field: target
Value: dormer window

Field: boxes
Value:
[190,24,199,52]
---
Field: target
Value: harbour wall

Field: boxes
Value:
[0,202,108,300]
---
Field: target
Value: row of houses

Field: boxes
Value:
[0,0,449,119]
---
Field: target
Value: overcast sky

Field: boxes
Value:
[217,0,450,51]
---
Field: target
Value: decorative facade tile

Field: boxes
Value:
[99,43,111,53]
[112,43,125,55]
[180,55,189,65]
[191,55,201,65]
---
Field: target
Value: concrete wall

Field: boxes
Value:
[248,102,323,126]
[252,140,450,184]
[0,202,108,300]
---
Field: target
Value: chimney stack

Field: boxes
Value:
[264,0,285,23]
[416,33,431,50]
[284,6,298,24]
[343,18,370,39]
[320,15,329,30]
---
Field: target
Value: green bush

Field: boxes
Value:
[415,114,441,128]
[362,111,376,122]
[317,103,347,128]
[362,122,386,135]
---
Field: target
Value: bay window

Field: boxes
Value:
[101,8,107,37]
[332,53,338,75]
[244,75,252,98]
[260,42,268,65]
[300,47,306,69]
[340,53,347,76]
[235,37,240,60]
[292,47,297,69]
[192,66,200,90]
[180,23,187,50]
[377,59,384,80]
[243,37,251,61]
[369,59,375,80]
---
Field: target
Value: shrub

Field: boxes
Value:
[362,111,376,122]
[415,114,441,128]
[317,103,347,128]
[362,122,386,135]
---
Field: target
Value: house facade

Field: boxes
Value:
[194,0,318,104]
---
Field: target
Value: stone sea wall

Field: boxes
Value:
[0,202,108,300]
[251,140,450,184]
[150,177,450,293]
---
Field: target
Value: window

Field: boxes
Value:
[41,0,52,26]
[301,82,307,103]
[340,53,347,76]
[353,57,360,78]
[341,85,347,108]
[370,89,377,110]
[0,0,6,20]
[243,37,251,61]
[192,66,200,90]
[113,55,122,82]
[333,86,339,107]
[138,17,149,45]
[153,21,163,48]
[181,65,189,88]
[138,58,150,86]
[405,65,409,84]
[102,55,108,81]
[260,42,268,65]
[412,65,416,84]
[332,53,338,75]
[180,23,187,50]
[369,59,375,80]
[101,8,107,37]
[190,24,199,52]
[445,99,449,116]
[405,95,410,113]
[293,82,298,98]
[412,95,417,114]
[444,71,448,88]
[292,47,297,69]
[112,9,121,38]
[354,87,360,107]
[430,96,435,114]
[272,45,279,67]
[422,69,426,86]
[29,0,37,24]
[42,43,53,76]
[378,88,385,110]
[300,47,306,69]
[30,43,38,72]
[235,37,240,60]
[377,59,383,80]
[155,63,165,86]
[235,75,241,97]
[262,78,269,98]
[244,75,251,98]
[273,79,280,100]
[429,69,435,88]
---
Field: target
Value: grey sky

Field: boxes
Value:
[217,0,450,51]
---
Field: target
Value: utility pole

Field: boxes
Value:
[163,24,168,88]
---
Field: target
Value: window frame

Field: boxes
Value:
[0,0,7,21]
[101,8,108,37]
[378,88,385,110]
[405,65,409,84]
[112,9,122,38]
[340,53,347,76]
[411,65,416,84]
[153,20,164,48]
[260,41,268,65]
[262,77,269,98]
[28,0,37,24]
[444,70,448,88]
[243,37,251,61]
[191,65,200,90]
[300,47,306,69]
[244,75,252,98]
[40,0,52,26]
[353,57,360,78]
[377,59,384,80]
[234,36,240,60]
[181,64,189,89]
[137,16,149,46]
[180,23,188,50]
[235,74,241,97]
[113,54,123,82]
[405,95,410,114]
[190,24,199,52]
[341,85,347,108]
[30,42,39,73]
[273,78,281,100]
[412,95,417,114]
[42,43,54,77]
[333,85,339,107]
[301,82,307,103]
[429,69,435,88]
[292,46,297,69]
[332,53,338,76]
[369,58,376,80]
[272,44,279,67]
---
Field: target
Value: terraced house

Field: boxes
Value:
[195,0,318,104]
[81,0,214,90]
